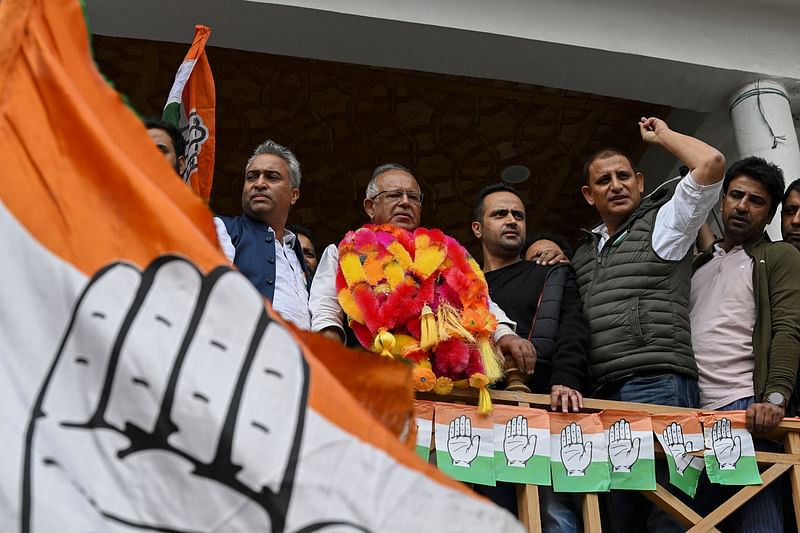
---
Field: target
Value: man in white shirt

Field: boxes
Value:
[572,117,726,533]
[309,163,536,375]
[215,140,311,330]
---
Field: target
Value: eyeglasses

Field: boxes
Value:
[370,189,424,206]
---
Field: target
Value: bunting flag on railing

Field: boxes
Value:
[492,405,551,486]
[549,413,610,492]
[415,404,769,495]
[601,410,656,490]
[434,404,496,486]
[414,400,435,461]
[652,413,706,497]
[701,412,762,486]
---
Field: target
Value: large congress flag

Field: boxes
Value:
[0,0,521,531]
[163,24,216,201]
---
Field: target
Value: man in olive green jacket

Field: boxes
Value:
[692,156,800,430]
[691,156,800,533]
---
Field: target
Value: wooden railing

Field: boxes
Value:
[418,388,800,533]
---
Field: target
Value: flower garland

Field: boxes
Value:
[336,223,503,414]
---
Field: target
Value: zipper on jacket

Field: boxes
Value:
[580,231,601,312]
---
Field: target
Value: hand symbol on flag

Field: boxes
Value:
[663,422,694,475]
[560,422,592,476]
[23,257,310,533]
[712,418,741,470]
[608,419,640,473]
[503,415,537,468]
[448,415,480,467]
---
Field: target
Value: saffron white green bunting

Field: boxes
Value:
[652,413,706,497]
[600,410,656,490]
[434,404,495,486]
[414,400,434,462]
[492,405,551,486]
[701,412,762,486]
[549,413,610,492]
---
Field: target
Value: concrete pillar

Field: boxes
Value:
[729,80,800,240]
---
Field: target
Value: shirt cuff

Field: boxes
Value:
[311,317,344,335]
[492,323,515,342]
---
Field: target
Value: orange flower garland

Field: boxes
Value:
[336,224,503,413]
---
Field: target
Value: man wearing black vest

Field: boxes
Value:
[215,140,311,329]
[472,183,590,532]
[572,117,725,533]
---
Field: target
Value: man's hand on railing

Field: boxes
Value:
[550,384,583,413]
[496,335,536,375]
[712,418,741,470]
[447,415,480,467]
[608,419,640,473]
[560,422,592,476]
[746,402,784,433]
[663,422,694,475]
[503,415,537,467]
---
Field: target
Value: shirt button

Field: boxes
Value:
[267,257,275,264]
[266,277,274,285]
[265,235,273,243]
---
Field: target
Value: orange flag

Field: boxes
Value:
[163,24,216,201]
[0,0,521,531]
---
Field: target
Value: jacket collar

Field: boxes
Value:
[693,232,770,273]
[241,214,296,246]
[241,213,272,231]
[580,186,672,244]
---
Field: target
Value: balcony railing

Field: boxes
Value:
[417,388,800,533]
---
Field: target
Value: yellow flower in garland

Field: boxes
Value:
[433,376,454,395]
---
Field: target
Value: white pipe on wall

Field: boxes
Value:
[729,80,800,240]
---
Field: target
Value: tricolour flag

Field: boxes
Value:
[0,1,522,530]
[701,412,762,486]
[415,400,435,461]
[163,25,216,201]
[435,404,496,486]
[549,413,610,492]
[600,410,656,490]
[652,413,706,497]
[492,405,551,486]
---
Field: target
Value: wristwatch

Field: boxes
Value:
[765,392,786,408]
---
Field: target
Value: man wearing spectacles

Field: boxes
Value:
[309,163,536,376]
[362,164,424,231]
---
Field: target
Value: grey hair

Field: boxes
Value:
[365,163,413,198]
[246,139,302,188]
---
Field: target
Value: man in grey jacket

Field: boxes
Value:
[572,117,725,533]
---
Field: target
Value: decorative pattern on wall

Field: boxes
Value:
[92,35,669,253]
